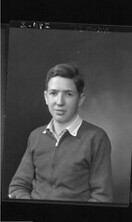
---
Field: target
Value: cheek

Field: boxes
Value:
[47,97,54,105]
[68,100,79,111]
[46,99,53,110]
[48,102,54,109]
[47,104,54,115]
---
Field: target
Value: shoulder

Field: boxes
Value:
[79,121,110,140]
[80,121,106,134]
[26,125,47,151]
[28,125,47,139]
[79,121,111,153]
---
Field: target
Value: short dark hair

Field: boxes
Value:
[45,63,85,95]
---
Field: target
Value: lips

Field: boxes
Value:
[54,109,65,115]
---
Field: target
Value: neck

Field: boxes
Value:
[53,114,78,136]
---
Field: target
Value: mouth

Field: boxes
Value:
[54,109,65,115]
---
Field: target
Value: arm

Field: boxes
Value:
[8,131,36,199]
[88,130,113,202]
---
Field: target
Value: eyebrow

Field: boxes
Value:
[49,89,74,92]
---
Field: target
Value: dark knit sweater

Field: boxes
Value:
[9,121,113,202]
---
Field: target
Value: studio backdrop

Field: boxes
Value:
[2,24,132,205]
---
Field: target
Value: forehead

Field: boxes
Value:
[47,76,77,91]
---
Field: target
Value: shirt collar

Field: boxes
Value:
[43,114,82,137]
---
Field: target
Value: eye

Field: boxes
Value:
[66,92,73,97]
[49,91,57,96]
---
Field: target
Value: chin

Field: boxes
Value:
[54,117,68,123]
[55,119,66,123]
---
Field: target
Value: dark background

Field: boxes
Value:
[1,0,132,221]
[1,0,132,26]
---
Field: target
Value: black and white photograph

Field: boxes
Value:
[1,23,132,208]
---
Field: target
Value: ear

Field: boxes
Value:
[79,93,85,107]
[44,90,48,105]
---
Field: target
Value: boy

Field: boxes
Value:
[9,63,113,202]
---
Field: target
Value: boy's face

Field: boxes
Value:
[44,76,85,125]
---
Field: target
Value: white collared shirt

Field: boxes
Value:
[43,115,82,146]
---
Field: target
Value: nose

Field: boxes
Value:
[56,93,65,106]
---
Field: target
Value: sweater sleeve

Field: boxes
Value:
[8,130,38,199]
[88,130,114,202]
